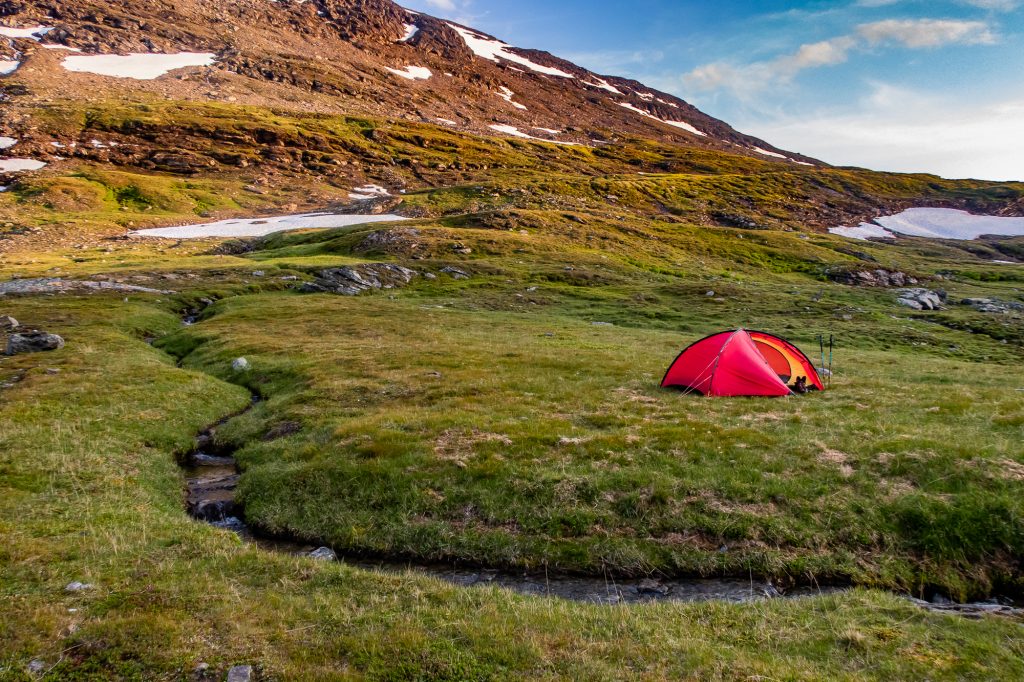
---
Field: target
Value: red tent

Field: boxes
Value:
[661,329,824,397]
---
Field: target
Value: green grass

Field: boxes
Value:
[155,286,1023,600]
[2,294,1024,680]
[1,99,1023,678]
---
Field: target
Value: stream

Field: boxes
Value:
[182,427,838,605]
[179,414,1023,614]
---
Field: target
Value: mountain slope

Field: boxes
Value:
[0,0,814,162]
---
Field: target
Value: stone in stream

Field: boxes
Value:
[0,315,18,331]
[5,331,64,355]
[308,546,337,561]
[231,357,250,372]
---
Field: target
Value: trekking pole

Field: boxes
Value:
[818,334,826,381]
[828,334,834,389]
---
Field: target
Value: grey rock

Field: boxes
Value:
[309,263,419,295]
[829,268,919,287]
[251,270,265,277]
[308,546,337,561]
[226,665,253,682]
[27,659,46,674]
[231,357,251,372]
[439,266,470,280]
[6,332,64,355]
[896,288,944,311]
[0,278,173,296]
[705,290,715,297]
[961,297,1024,314]
[0,314,17,330]
[64,581,92,592]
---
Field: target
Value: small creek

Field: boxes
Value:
[179,414,1024,614]
[182,428,839,605]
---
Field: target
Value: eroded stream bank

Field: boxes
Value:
[180,408,1022,614]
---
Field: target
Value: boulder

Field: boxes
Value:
[5,331,64,355]
[231,357,251,372]
[0,314,17,330]
[226,665,253,682]
[896,288,945,311]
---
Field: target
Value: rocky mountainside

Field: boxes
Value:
[0,0,814,162]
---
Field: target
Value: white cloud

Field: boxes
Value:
[684,18,998,95]
[857,19,996,47]
[857,0,1019,9]
[741,84,1024,181]
[961,0,1019,10]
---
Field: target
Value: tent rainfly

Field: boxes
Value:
[661,329,824,397]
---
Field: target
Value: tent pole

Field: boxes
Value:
[818,334,825,381]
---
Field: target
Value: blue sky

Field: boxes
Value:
[402,1,1024,181]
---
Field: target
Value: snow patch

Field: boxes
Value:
[875,208,1024,240]
[386,65,431,80]
[447,24,574,78]
[398,23,419,42]
[584,78,621,94]
[0,158,47,172]
[830,208,1024,241]
[489,124,578,145]
[0,26,53,40]
[0,136,16,150]
[61,52,216,80]
[435,118,458,125]
[131,212,405,239]
[497,86,527,110]
[0,60,19,75]
[533,127,561,135]
[752,146,787,159]
[618,102,706,136]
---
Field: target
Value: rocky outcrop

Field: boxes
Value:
[828,268,919,287]
[896,289,946,311]
[961,297,1024,314]
[0,278,173,296]
[5,330,64,354]
[301,262,418,295]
